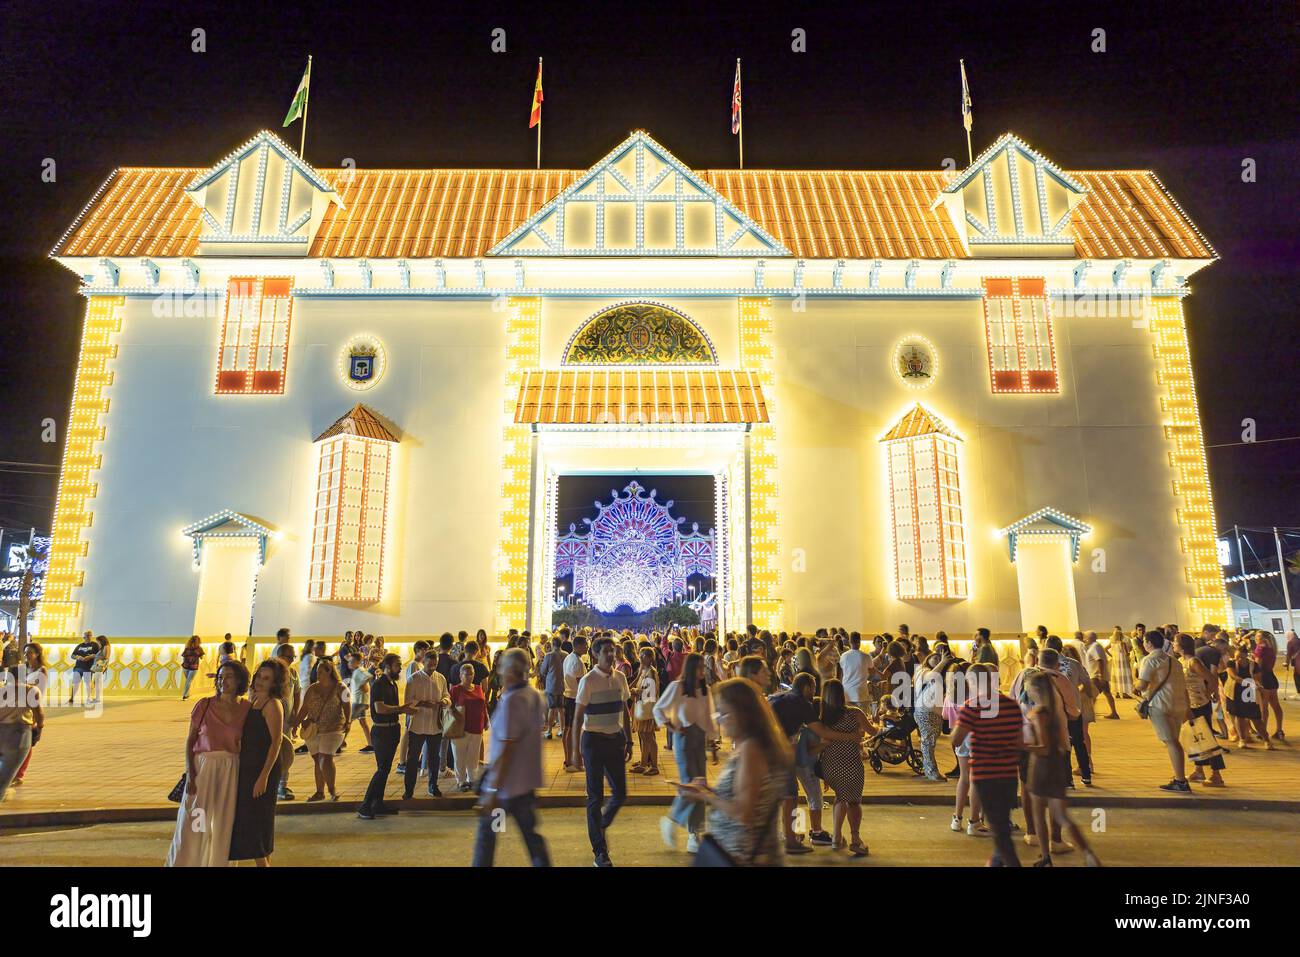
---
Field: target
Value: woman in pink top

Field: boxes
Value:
[166,659,251,867]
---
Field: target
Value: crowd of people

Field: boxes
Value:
[0,620,1295,868]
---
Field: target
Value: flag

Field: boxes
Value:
[283,57,311,127]
[529,59,544,129]
[731,59,742,134]
[960,59,973,133]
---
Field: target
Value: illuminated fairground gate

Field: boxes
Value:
[509,370,775,635]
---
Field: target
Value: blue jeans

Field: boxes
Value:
[404,732,443,797]
[181,669,197,698]
[0,723,33,801]
[472,791,551,867]
[669,724,707,833]
[581,731,628,855]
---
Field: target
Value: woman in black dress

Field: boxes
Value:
[230,658,287,866]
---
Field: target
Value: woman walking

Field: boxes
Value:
[913,651,947,781]
[1023,670,1100,867]
[296,657,349,801]
[228,659,286,866]
[1176,635,1226,787]
[449,662,488,790]
[180,636,204,700]
[655,652,716,852]
[948,661,987,835]
[165,660,250,867]
[817,678,874,856]
[672,678,791,866]
[630,648,660,776]
[1253,633,1284,740]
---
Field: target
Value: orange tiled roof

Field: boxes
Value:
[881,403,961,442]
[514,369,768,426]
[314,404,399,443]
[53,166,1212,261]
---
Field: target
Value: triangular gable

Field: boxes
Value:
[314,404,400,443]
[935,133,1086,257]
[490,131,790,257]
[879,403,962,443]
[999,506,1092,562]
[181,509,275,567]
[185,130,341,254]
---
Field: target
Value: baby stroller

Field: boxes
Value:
[865,707,924,775]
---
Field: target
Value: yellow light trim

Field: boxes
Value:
[1151,298,1230,624]
[739,297,782,630]
[495,297,542,632]
[40,296,125,637]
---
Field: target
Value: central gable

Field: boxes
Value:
[490,131,789,257]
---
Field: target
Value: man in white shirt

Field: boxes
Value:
[396,640,431,775]
[839,632,871,708]
[573,634,632,867]
[403,650,450,799]
[347,654,373,754]
[561,634,589,771]
[1083,630,1119,719]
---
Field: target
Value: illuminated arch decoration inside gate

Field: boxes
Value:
[563,302,717,366]
[557,481,715,614]
[880,403,969,600]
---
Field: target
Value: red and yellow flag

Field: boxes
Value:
[529,58,544,128]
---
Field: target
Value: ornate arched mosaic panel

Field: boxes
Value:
[562,301,717,365]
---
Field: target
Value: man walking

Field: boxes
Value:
[537,638,566,740]
[473,647,551,867]
[1083,630,1120,719]
[839,632,870,710]
[403,650,449,800]
[952,663,1023,867]
[573,634,632,867]
[358,653,425,820]
[67,631,99,706]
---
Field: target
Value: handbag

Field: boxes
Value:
[1180,714,1226,763]
[443,702,466,739]
[168,699,211,802]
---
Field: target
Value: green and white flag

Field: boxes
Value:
[283,57,311,127]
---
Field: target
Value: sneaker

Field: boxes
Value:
[356,809,376,820]
[458,782,473,793]
[1159,779,1192,792]
[396,764,407,775]
[950,814,963,832]
[360,745,374,754]
[294,745,309,755]
[376,805,400,816]
[1050,841,1075,854]
[967,819,989,837]
[593,853,613,867]
[543,730,553,740]
[429,787,444,798]
[808,830,833,846]
[278,787,295,801]
[686,833,700,853]
[784,842,813,855]
[402,793,414,801]
[660,815,679,850]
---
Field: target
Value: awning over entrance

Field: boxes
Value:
[514,369,769,426]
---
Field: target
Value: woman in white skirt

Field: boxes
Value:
[1108,627,1135,698]
[296,657,349,801]
[166,660,251,867]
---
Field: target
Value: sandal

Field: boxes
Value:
[642,767,659,776]
[306,792,326,802]
[849,842,869,857]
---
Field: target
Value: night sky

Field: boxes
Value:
[1,1,1296,559]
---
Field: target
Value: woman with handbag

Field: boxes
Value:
[1226,647,1271,750]
[165,660,251,867]
[655,653,716,852]
[296,657,349,801]
[629,648,660,776]
[1175,635,1226,786]
[448,663,488,791]
[1023,670,1101,867]
[674,677,790,867]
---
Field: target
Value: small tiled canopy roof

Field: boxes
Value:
[314,404,399,442]
[52,168,1213,262]
[880,403,961,442]
[514,369,768,426]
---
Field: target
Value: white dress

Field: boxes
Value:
[1109,640,1135,696]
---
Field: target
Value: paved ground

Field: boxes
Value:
[5,692,1300,819]
[4,805,1299,867]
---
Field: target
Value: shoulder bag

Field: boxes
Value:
[1137,659,1171,720]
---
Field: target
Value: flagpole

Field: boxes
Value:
[737,58,744,170]
[300,54,312,159]
[536,58,542,170]
[960,58,973,166]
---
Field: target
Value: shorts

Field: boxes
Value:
[1093,678,1111,696]
[1148,709,1183,745]
[547,693,564,710]
[310,731,344,756]
[785,764,823,805]
[954,737,973,759]
[562,696,576,727]
[350,703,368,721]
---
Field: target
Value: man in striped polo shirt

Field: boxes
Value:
[952,663,1024,867]
[573,633,633,867]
